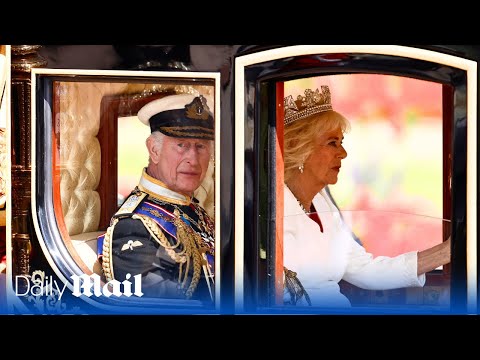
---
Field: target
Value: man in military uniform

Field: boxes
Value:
[97,93,215,305]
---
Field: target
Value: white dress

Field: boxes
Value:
[283,185,425,308]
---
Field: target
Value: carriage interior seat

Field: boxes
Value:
[59,93,104,276]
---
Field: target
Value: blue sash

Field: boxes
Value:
[97,200,179,258]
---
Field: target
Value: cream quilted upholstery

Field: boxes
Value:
[58,82,117,274]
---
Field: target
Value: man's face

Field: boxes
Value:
[153,136,212,195]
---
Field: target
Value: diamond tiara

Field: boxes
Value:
[284,86,333,125]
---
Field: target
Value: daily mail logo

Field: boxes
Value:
[15,272,143,300]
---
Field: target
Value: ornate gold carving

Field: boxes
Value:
[11,45,47,74]
[10,45,47,296]
[25,270,81,314]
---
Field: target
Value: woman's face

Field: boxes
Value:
[304,127,347,190]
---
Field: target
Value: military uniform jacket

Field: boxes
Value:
[98,169,215,304]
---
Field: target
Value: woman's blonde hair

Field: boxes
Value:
[284,110,350,182]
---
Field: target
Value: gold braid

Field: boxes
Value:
[102,210,205,299]
[172,209,203,299]
[133,211,202,300]
[131,213,187,264]
[102,218,119,282]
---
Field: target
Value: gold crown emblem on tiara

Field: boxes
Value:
[284,86,333,125]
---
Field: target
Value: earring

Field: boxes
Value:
[298,163,304,173]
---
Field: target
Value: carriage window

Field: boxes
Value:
[286,74,447,257]
[235,45,475,315]
[117,115,149,206]
[31,70,221,314]
[278,74,451,312]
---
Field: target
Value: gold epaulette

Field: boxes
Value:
[113,189,148,219]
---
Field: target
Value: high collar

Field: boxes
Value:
[138,168,192,206]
